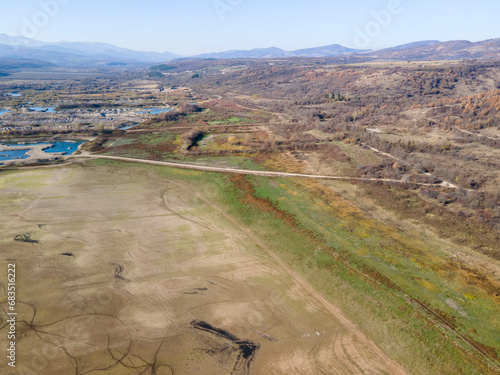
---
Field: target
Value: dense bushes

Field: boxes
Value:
[181,129,205,151]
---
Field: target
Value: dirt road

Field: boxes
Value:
[80,154,452,188]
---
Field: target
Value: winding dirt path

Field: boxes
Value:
[361,143,460,189]
[79,154,453,188]
[456,128,499,141]
[124,123,266,133]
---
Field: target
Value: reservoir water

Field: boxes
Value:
[0,149,30,161]
[29,107,56,113]
[121,124,138,130]
[138,108,171,114]
[43,141,82,154]
[0,141,84,162]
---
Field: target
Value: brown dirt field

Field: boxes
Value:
[0,162,406,374]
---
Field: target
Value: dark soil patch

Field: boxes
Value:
[14,233,38,244]
[113,263,128,281]
[191,320,259,375]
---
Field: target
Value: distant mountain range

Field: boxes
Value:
[368,38,500,60]
[0,34,499,69]
[191,44,370,59]
[0,34,180,66]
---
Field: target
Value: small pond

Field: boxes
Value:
[29,107,56,113]
[0,149,30,161]
[43,141,82,154]
[0,141,84,163]
[137,108,172,114]
[121,124,138,130]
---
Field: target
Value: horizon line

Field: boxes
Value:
[0,33,499,57]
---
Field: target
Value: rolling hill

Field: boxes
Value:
[369,38,500,60]
[0,57,56,70]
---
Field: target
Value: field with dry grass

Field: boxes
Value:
[0,160,410,375]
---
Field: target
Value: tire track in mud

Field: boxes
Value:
[162,182,249,263]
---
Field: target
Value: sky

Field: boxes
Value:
[0,0,499,56]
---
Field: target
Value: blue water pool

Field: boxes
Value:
[29,107,56,113]
[138,108,172,114]
[121,124,138,130]
[0,141,84,163]
[0,110,11,115]
[0,149,30,161]
[43,141,83,154]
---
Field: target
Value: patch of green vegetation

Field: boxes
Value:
[101,148,151,159]
[182,155,267,171]
[148,71,163,78]
[208,116,256,126]
[0,172,50,191]
[155,64,178,71]
[110,138,136,147]
[137,133,175,145]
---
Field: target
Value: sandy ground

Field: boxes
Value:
[0,162,407,374]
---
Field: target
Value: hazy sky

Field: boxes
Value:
[1,0,499,55]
